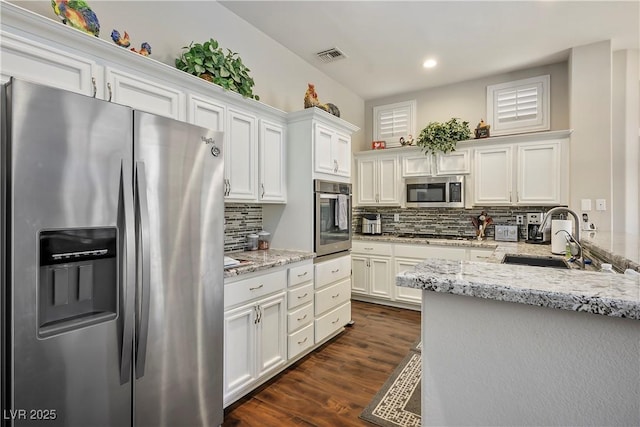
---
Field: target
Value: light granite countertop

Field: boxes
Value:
[396,258,640,319]
[224,248,315,278]
[355,233,640,319]
[354,233,587,268]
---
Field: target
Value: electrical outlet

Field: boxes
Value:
[394,213,400,222]
[516,215,524,225]
[581,199,592,211]
[596,199,606,211]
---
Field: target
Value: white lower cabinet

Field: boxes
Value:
[224,270,287,406]
[393,257,424,305]
[314,254,352,343]
[352,240,495,309]
[351,241,393,300]
[286,261,314,359]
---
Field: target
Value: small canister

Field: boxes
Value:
[246,233,259,251]
[257,231,271,250]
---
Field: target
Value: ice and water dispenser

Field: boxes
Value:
[38,228,118,337]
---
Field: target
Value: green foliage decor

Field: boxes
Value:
[175,38,259,100]
[416,118,471,155]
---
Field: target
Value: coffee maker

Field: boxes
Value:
[526,212,550,243]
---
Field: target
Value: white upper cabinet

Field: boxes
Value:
[287,108,359,184]
[0,31,97,95]
[516,142,562,205]
[435,149,471,175]
[105,67,184,120]
[472,132,569,206]
[474,145,514,205]
[355,152,401,206]
[225,108,258,201]
[314,123,351,179]
[187,94,226,131]
[1,1,288,204]
[402,151,432,177]
[259,120,286,203]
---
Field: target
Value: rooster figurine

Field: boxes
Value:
[130,42,152,57]
[110,30,130,48]
[303,83,340,117]
[51,0,100,37]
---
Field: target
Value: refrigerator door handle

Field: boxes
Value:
[120,160,136,385]
[135,161,151,379]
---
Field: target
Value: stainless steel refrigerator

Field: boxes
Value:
[1,78,224,426]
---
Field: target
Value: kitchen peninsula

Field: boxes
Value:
[397,235,640,426]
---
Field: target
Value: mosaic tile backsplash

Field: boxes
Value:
[225,203,559,251]
[225,204,263,252]
[353,206,554,240]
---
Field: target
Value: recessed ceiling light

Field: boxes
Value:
[423,59,437,68]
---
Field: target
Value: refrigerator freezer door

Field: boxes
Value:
[133,111,224,427]
[5,79,133,426]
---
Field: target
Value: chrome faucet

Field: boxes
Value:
[554,229,585,269]
[538,207,584,269]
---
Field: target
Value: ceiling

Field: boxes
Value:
[219,1,640,100]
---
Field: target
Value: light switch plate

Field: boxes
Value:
[596,199,606,211]
[394,213,400,222]
[580,199,592,211]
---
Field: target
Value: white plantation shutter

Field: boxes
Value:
[373,100,416,147]
[487,75,549,136]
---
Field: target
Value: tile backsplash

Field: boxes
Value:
[226,203,558,251]
[353,206,554,240]
[225,204,263,252]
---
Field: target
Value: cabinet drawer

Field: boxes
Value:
[394,244,466,261]
[315,301,351,344]
[288,263,314,287]
[288,323,314,359]
[469,248,495,261]
[287,283,314,310]
[352,240,392,256]
[315,255,351,289]
[287,303,314,333]
[315,277,351,316]
[224,270,286,309]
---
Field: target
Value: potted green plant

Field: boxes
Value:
[416,118,471,155]
[175,38,259,100]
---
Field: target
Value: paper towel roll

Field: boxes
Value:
[551,220,572,254]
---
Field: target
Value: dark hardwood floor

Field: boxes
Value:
[223,300,421,426]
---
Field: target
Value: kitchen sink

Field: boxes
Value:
[501,254,570,269]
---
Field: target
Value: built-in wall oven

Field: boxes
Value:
[314,179,352,258]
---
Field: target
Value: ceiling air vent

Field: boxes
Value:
[315,47,346,64]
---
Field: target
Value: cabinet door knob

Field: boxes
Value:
[297,337,308,345]
[297,314,307,321]
[261,183,265,198]
[107,82,112,102]
[331,268,340,274]
[297,293,308,299]
[331,293,340,299]
[91,77,97,98]
[297,271,308,277]
[249,284,264,291]
[331,317,340,324]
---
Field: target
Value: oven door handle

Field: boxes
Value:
[319,194,341,200]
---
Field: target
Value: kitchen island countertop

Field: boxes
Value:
[396,258,639,319]
[224,248,315,278]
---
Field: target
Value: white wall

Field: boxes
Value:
[422,291,640,426]
[10,0,366,149]
[569,41,613,231]
[612,49,640,234]
[363,62,569,152]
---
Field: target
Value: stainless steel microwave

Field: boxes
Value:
[405,176,464,208]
